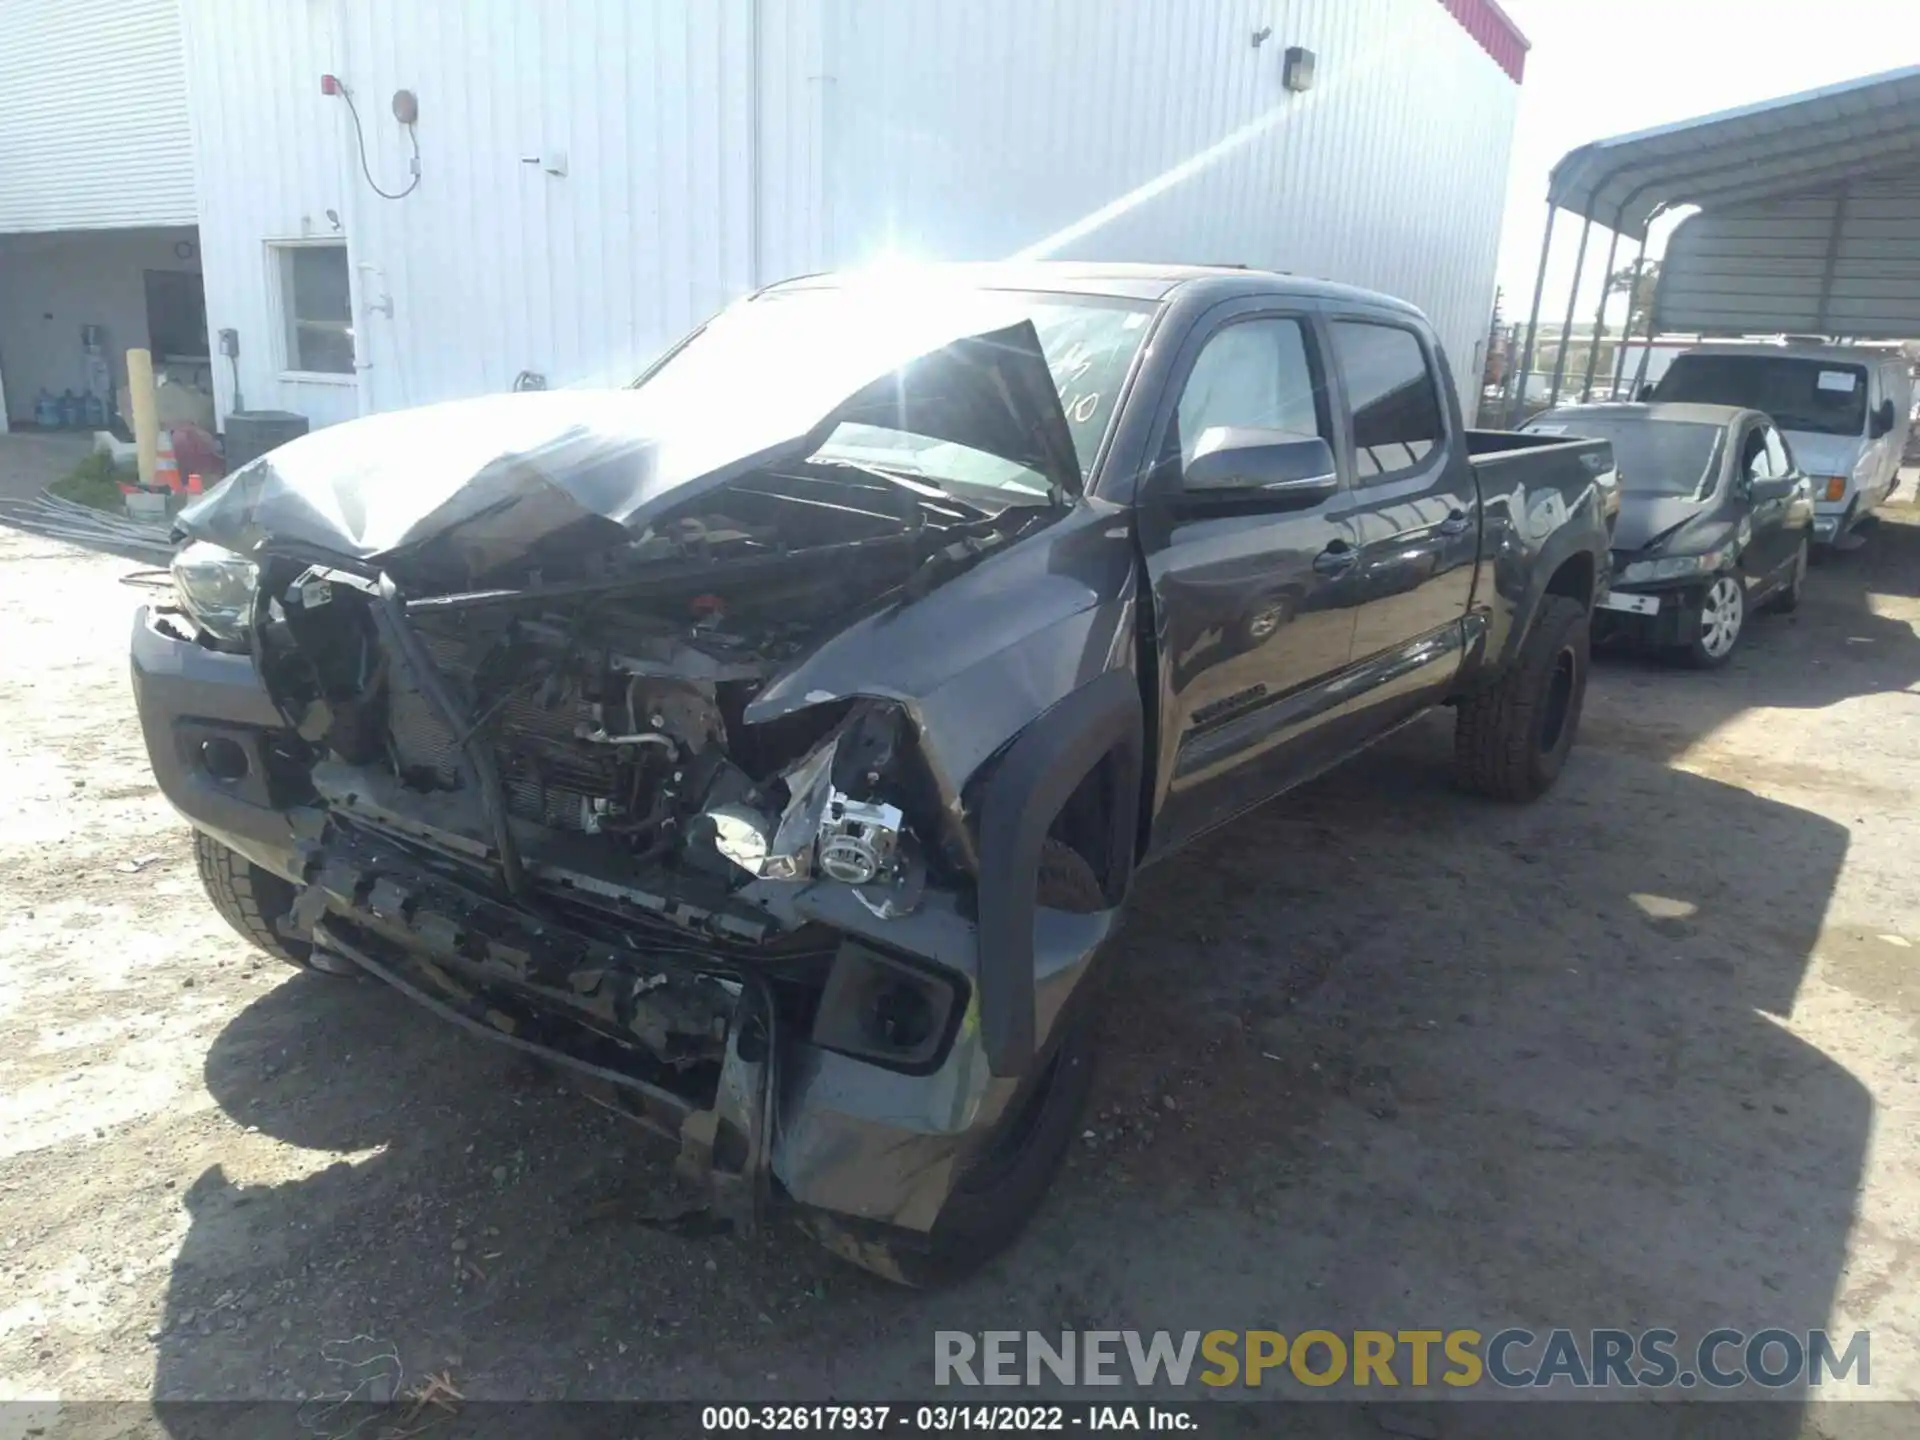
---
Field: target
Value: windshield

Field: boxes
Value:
[1526,415,1725,498]
[1654,355,1869,437]
[635,285,1155,497]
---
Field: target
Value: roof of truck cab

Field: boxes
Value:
[763,261,1427,316]
[1535,402,1755,430]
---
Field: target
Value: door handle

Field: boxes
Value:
[1438,509,1474,537]
[1313,541,1356,575]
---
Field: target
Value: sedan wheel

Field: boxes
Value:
[1687,574,1745,668]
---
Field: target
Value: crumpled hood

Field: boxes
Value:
[1611,491,1724,553]
[176,305,1083,567]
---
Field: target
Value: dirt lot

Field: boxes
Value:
[1,472,1917,1436]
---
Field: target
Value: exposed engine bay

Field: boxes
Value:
[255,465,1044,939]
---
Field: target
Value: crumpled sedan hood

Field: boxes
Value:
[1611,491,1723,553]
[176,308,1083,567]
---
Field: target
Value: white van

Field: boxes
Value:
[1652,344,1914,546]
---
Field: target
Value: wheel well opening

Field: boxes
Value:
[1047,748,1127,905]
[1544,552,1596,611]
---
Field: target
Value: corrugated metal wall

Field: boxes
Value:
[181,0,1517,428]
[0,0,195,233]
[332,0,763,417]
[1657,172,1920,339]
[181,0,766,425]
[822,0,1517,397]
[179,0,357,426]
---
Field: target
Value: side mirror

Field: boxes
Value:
[1870,398,1897,439]
[1179,428,1337,507]
[1637,384,1655,402]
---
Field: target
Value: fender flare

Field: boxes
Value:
[1496,527,1603,674]
[974,667,1143,1077]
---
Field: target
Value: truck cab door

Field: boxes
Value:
[1327,318,1479,725]
[1135,304,1364,855]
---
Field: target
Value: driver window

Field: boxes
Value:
[1173,318,1327,466]
[1742,426,1775,483]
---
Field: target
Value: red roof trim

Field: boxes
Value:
[1438,0,1530,84]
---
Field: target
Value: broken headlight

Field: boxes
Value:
[170,541,259,644]
[816,794,905,885]
[704,706,926,915]
[1617,542,1736,586]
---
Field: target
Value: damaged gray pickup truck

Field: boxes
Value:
[133,264,1615,1284]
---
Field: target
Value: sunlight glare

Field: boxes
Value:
[1010,29,1421,260]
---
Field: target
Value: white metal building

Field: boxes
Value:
[3,0,1528,437]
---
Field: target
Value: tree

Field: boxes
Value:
[1483,287,1507,389]
[1607,260,1661,336]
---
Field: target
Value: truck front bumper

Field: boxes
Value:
[129,604,313,883]
[285,818,1109,1240]
[131,603,1118,1242]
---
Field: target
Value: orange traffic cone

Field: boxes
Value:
[186,473,205,495]
[154,433,182,493]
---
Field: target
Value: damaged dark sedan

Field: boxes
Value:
[1523,403,1815,667]
[134,264,1614,1284]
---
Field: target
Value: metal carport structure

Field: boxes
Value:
[1509,65,1920,418]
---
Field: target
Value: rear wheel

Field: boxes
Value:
[1684,574,1745,668]
[192,832,326,970]
[807,839,1105,1287]
[1453,595,1590,802]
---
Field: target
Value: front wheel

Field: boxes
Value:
[1453,594,1590,802]
[193,833,342,972]
[806,838,1105,1287]
[1684,573,1746,668]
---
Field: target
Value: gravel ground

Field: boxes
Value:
[1,476,1917,1438]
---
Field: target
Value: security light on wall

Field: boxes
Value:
[1283,46,1317,93]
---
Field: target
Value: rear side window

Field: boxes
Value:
[1330,322,1446,481]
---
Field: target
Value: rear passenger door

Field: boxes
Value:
[1328,318,1480,710]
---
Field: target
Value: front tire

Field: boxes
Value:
[1684,573,1746,668]
[192,832,321,970]
[807,839,1105,1287]
[1453,594,1590,802]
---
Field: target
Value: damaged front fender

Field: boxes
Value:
[744,501,1142,869]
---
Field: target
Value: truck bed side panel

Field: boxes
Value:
[1459,432,1614,686]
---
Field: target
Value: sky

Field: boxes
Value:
[1491,0,1919,330]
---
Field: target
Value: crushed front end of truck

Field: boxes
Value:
[132,288,1147,1280]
